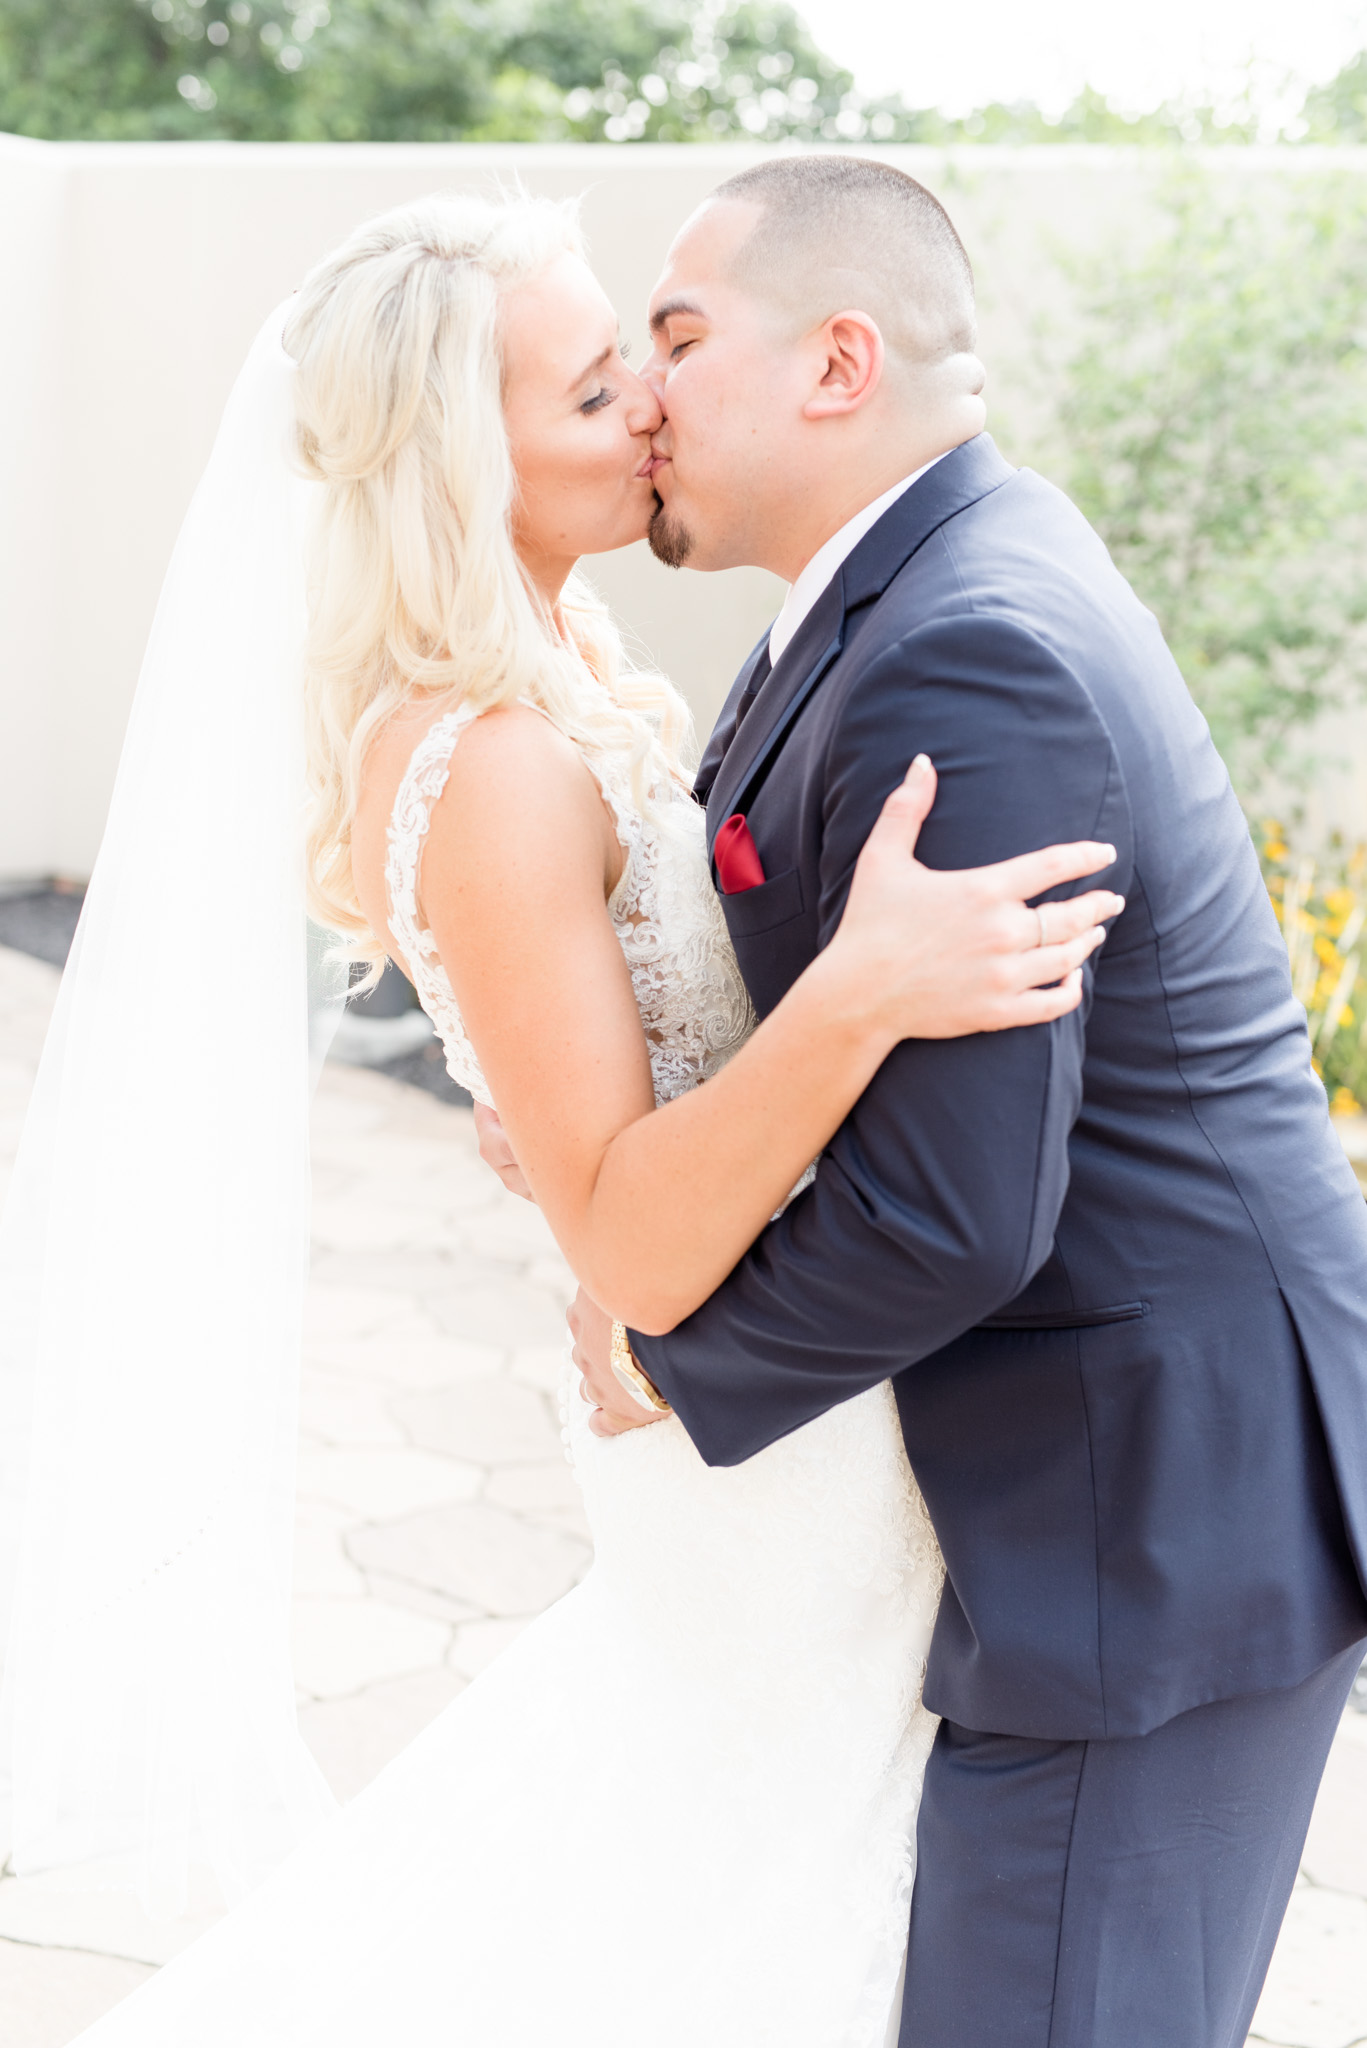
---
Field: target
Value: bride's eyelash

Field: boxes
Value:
[581,387,618,416]
[619,339,632,361]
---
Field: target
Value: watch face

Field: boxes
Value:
[611,1358,662,1413]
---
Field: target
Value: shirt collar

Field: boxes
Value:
[768,452,950,669]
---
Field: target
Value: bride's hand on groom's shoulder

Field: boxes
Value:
[828,756,1125,1043]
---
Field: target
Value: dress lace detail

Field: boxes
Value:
[384,704,757,1111]
[75,701,945,2048]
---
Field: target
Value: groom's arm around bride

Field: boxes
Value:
[621,155,1367,2048]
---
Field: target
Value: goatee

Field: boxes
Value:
[648,494,694,569]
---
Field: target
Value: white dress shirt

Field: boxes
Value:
[767,453,950,669]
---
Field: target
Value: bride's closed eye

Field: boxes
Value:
[578,339,632,413]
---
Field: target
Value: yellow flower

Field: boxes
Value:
[1333,1087,1361,1116]
[1263,839,1288,863]
[1315,935,1341,968]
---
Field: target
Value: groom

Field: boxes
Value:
[569,157,1367,2043]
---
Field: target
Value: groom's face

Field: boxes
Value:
[643,201,811,573]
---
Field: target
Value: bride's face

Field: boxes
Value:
[501,253,664,592]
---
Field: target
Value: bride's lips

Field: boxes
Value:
[634,453,668,482]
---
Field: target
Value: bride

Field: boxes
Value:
[2,192,1117,2046]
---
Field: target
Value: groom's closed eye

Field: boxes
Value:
[648,296,708,363]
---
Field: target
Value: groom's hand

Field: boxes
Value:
[568,1287,666,1437]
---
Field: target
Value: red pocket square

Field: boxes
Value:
[715,813,767,894]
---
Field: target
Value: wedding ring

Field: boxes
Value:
[1035,905,1049,949]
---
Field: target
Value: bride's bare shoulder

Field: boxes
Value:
[351,700,615,947]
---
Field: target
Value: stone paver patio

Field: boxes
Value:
[0,940,1364,2045]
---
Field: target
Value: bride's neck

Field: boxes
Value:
[518,544,577,636]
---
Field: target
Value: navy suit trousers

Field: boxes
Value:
[900,1641,1366,2048]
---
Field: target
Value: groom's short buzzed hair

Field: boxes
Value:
[709,154,977,368]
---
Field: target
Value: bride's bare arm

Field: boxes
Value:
[420,707,1120,1334]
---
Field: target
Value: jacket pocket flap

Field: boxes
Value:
[978,1302,1150,1331]
[719,865,805,938]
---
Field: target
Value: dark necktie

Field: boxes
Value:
[692,642,773,810]
[732,645,772,732]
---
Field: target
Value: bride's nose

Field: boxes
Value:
[623,367,664,438]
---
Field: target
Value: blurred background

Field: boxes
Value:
[2,11,1367,2044]
[1,0,1366,1113]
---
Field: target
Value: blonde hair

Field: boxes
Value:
[284,191,692,978]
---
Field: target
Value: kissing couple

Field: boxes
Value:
[5,155,1367,2048]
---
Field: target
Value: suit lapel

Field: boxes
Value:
[704,435,1016,849]
[839,433,1013,614]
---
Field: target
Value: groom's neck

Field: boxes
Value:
[764,424,975,585]
[753,369,986,584]
[781,455,945,583]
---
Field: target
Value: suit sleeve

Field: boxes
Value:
[629,615,1131,1466]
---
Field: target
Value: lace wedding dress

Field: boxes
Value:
[75,708,944,2048]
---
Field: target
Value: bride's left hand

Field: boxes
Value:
[568,1287,664,1436]
[825,755,1125,1042]
[473,1102,535,1200]
[476,1121,656,1431]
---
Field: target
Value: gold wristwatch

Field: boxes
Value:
[610,1322,672,1414]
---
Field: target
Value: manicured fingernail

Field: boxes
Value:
[911,754,932,773]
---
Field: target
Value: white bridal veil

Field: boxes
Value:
[0,303,345,1914]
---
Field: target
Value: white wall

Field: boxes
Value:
[1,138,1363,878]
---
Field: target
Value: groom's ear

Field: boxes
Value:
[801,310,885,421]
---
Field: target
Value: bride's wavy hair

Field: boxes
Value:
[284,191,692,976]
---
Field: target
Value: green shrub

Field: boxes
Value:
[1254,822,1367,1112]
[1046,168,1367,805]
[1033,172,1367,1107]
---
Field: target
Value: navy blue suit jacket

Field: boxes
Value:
[631,436,1367,1742]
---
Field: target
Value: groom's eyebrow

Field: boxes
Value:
[649,295,707,334]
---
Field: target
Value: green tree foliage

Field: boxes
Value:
[1301,52,1367,142]
[537,0,867,145]
[0,0,562,140]
[891,86,1256,148]
[0,0,885,142]
[901,51,1367,146]
[283,0,525,142]
[1042,172,1367,799]
[0,0,295,137]
[4,0,1366,146]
